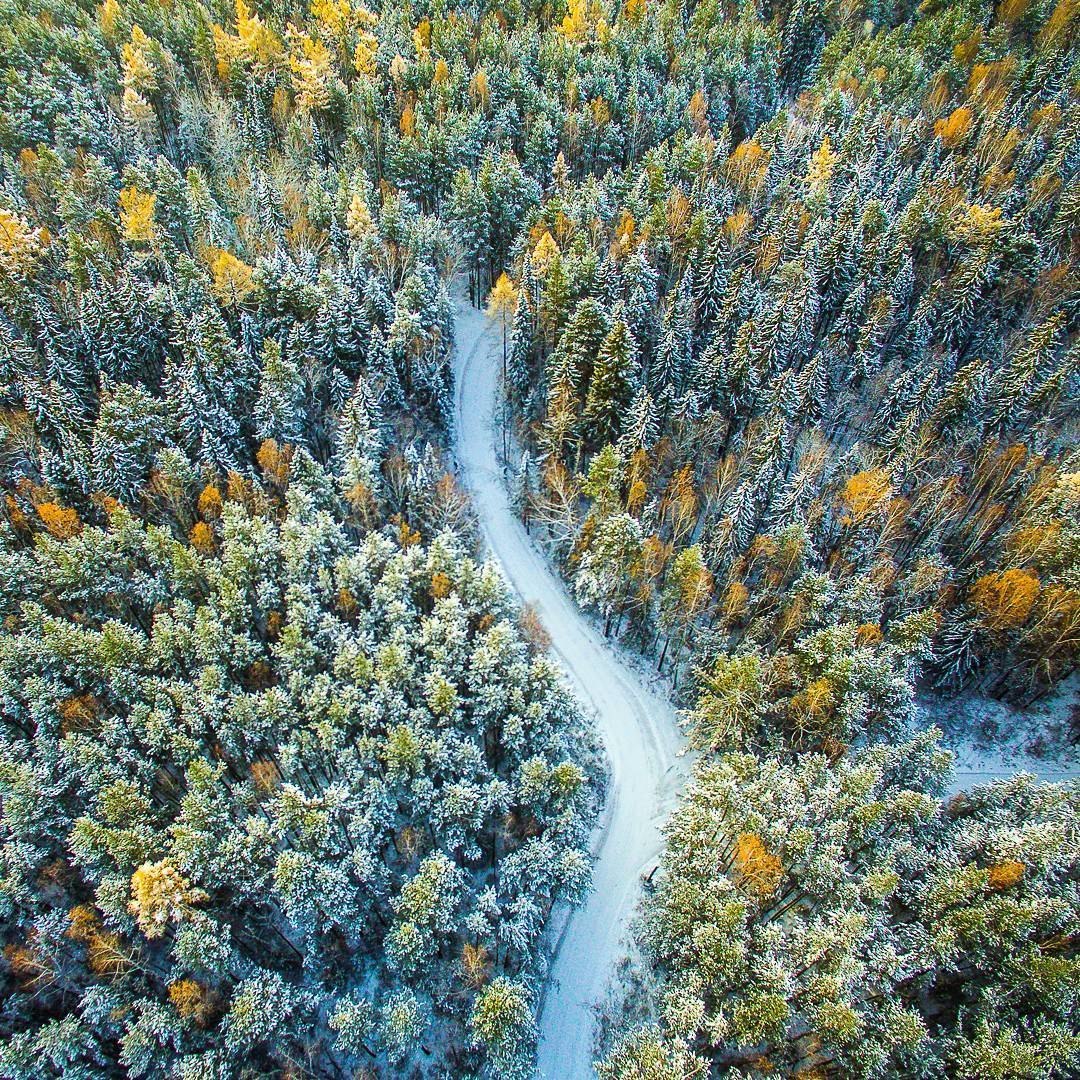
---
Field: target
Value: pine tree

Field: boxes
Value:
[584,319,637,446]
[470,978,537,1080]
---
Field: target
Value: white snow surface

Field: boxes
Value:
[922,679,1080,794]
[451,291,688,1079]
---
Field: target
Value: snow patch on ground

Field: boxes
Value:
[919,676,1079,793]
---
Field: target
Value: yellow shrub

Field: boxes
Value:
[732,832,784,898]
[971,567,1040,629]
[36,502,82,539]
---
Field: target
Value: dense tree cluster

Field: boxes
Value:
[505,0,1079,714]
[599,735,1080,1078]
[474,0,1080,1073]
[1,0,1077,1074]
[0,471,597,1076]
[0,0,604,1075]
[1,0,458,508]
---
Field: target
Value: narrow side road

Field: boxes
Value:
[451,292,688,1079]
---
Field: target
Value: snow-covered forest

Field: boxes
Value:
[0,0,1077,1075]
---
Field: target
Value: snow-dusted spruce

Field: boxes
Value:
[0,461,599,1077]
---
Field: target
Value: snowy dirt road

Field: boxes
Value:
[451,292,688,1079]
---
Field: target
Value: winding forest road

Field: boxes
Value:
[451,293,688,1078]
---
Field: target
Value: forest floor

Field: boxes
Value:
[925,676,1080,793]
[451,288,688,1079]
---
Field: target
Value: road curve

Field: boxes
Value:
[451,291,687,1079]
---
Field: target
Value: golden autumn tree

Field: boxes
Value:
[128,859,207,939]
[119,186,157,242]
[935,106,974,148]
[0,209,47,277]
[658,544,713,676]
[487,272,519,371]
[168,979,221,1026]
[189,521,216,555]
[207,248,257,305]
[840,469,893,525]
[971,567,1040,630]
[730,833,784,899]
[36,502,82,539]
